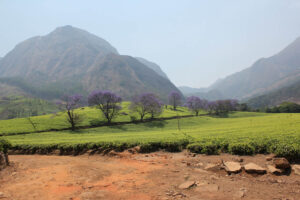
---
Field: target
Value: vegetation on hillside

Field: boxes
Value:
[265,102,300,113]
[0,96,57,119]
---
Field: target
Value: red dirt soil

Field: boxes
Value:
[0,151,300,200]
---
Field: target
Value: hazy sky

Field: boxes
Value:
[1,0,300,87]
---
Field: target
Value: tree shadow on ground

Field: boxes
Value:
[143,120,167,128]
[89,119,106,126]
[109,125,128,131]
[209,113,229,118]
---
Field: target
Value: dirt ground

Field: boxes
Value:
[0,151,300,200]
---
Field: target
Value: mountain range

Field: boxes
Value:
[0,26,181,101]
[180,36,300,107]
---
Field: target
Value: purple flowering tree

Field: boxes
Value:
[168,91,182,110]
[207,99,239,115]
[184,96,204,116]
[56,94,83,130]
[148,95,163,119]
[130,93,163,121]
[88,90,122,124]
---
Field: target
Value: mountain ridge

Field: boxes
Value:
[0,25,181,101]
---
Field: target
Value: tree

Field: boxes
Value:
[56,94,83,130]
[209,99,238,115]
[130,93,163,121]
[168,91,182,110]
[88,90,122,124]
[0,138,11,166]
[184,96,205,116]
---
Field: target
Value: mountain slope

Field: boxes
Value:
[135,57,169,79]
[0,26,181,101]
[209,37,300,99]
[247,79,300,108]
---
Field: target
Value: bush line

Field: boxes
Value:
[8,139,300,161]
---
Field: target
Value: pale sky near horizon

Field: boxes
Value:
[1,0,300,88]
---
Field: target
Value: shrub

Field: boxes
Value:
[0,138,11,153]
[229,143,255,155]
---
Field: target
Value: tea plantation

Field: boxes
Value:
[2,109,300,160]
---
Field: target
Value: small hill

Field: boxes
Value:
[0,26,181,101]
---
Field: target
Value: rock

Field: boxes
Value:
[273,158,290,169]
[107,150,119,157]
[204,163,220,171]
[244,163,266,174]
[194,162,204,168]
[266,155,275,161]
[235,191,246,198]
[224,161,242,173]
[292,165,300,175]
[178,181,196,189]
[267,165,283,175]
[196,184,219,192]
[0,192,5,198]
[233,157,244,162]
[235,188,247,198]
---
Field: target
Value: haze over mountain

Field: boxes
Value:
[135,57,169,79]
[247,79,300,108]
[180,36,300,102]
[0,25,181,101]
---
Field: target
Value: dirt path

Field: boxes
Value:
[1,152,300,200]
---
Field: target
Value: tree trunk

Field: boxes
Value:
[4,153,9,166]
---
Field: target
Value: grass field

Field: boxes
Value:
[3,111,300,159]
[0,102,191,135]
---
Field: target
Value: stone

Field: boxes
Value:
[204,163,220,171]
[267,165,283,175]
[0,192,5,199]
[266,154,276,161]
[178,181,196,189]
[233,157,244,162]
[273,158,290,169]
[224,161,242,173]
[194,162,204,168]
[292,165,300,175]
[244,163,266,174]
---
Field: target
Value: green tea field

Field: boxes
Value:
[2,109,300,159]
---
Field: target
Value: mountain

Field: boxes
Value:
[135,57,169,79]
[0,25,181,101]
[178,86,209,95]
[247,80,300,108]
[207,37,300,100]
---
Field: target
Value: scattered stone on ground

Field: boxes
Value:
[224,161,242,173]
[2,153,300,200]
[273,158,290,169]
[178,181,196,189]
[292,165,300,175]
[244,163,266,174]
[267,165,283,175]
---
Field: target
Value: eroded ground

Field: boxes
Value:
[0,152,300,200]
